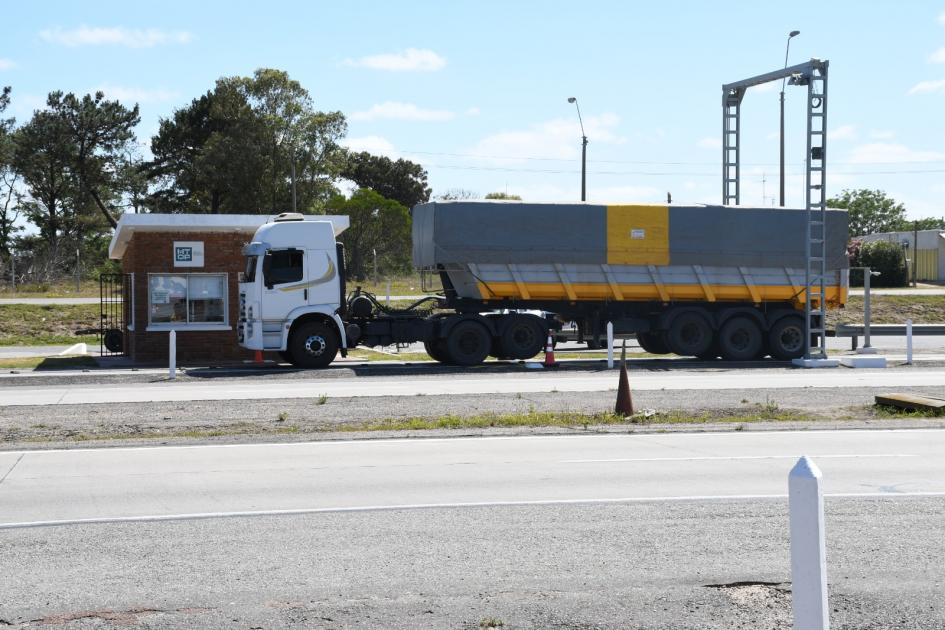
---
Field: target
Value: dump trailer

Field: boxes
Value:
[237,202,848,368]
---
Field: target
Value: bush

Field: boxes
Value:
[849,240,908,287]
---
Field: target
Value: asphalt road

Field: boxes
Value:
[1,430,944,628]
[2,366,945,406]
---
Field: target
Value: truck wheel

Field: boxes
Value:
[718,317,763,361]
[665,312,713,357]
[636,332,669,355]
[768,316,805,360]
[499,316,544,359]
[289,321,338,369]
[424,339,451,364]
[445,320,491,366]
[278,351,293,364]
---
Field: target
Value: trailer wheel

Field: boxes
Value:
[499,316,544,359]
[636,332,669,355]
[718,316,763,361]
[665,312,713,357]
[695,340,720,361]
[424,339,451,364]
[768,316,805,360]
[289,321,338,369]
[445,320,491,366]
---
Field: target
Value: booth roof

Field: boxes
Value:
[108,213,350,259]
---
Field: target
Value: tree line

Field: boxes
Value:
[0,69,437,283]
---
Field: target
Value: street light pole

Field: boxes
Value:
[568,97,588,201]
[780,30,800,207]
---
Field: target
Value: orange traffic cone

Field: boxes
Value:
[254,350,264,364]
[543,329,558,368]
[615,340,634,416]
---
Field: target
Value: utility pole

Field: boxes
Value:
[780,30,800,207]
[568,97,588,201]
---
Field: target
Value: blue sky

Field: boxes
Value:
[3,1,945,218]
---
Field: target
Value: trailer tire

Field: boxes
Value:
[768,316,805,360]
[636,332,669,355]
[445,320,491,366]
[665,312,713,357]
[718,316,763,361]
[424,339,451,364]
[288,321,338,369]
[499,316,544,360]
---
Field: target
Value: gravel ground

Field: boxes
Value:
[2,497,943,628]
[3,384,944,450]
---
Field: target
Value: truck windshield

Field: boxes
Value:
[244,256,257,282]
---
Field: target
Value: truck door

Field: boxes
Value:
[261,248,306,322]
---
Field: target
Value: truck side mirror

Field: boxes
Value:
[262,252,273,289]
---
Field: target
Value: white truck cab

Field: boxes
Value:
[238,213,350,367]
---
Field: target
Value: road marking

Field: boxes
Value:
[4,428,945,456]
[4,492,945,531]
[562,454,917,464]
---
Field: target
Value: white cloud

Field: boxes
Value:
[95,84,179,104]
[341,135,398,158]
[908,78,945,94]
[465,106,480,116]
[469,113,626,164]
[40,26,192,48]
[828,125,857,141]
[869,129,895,140]
[939,11,945,25]
[349,102,454,122]
[697,137,721,149]
[847,142,945,164]
[930,47,945,63]
[342,48,446,72]
[752,81,777,93]
[0,58,14,70]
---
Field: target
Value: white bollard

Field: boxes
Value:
[169,329,177,380]
[905,319,913,365]
[789,456,829,630]
[606,322,615,369]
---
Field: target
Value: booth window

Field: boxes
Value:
[149,274,227,325]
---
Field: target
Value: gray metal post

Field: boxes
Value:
[75,247,81,293]
[581,135,588,202]
[9,253,14,293]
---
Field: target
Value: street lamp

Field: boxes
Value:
[567,97,588,202]
[780,30,800,207]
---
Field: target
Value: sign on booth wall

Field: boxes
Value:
[173,241,205,267]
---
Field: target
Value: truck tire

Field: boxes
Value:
[424,339,451,364]
[718,316,763,361]
[768,316,805,360]
[665,312,713,357]
[278,351,293,364]
[636,332,669,355]
[445,320,491,366]
[289,321,338,369]
[499,316,544,360]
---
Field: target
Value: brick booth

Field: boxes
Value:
[108,214,273,365]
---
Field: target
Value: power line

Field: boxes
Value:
[422,163,945,177]
[398,148,945,168]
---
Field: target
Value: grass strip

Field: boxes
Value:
[0,355,99,369]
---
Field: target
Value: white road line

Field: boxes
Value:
[561,454,917,464]
[3,492,945,531]
[5,428,945,456]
